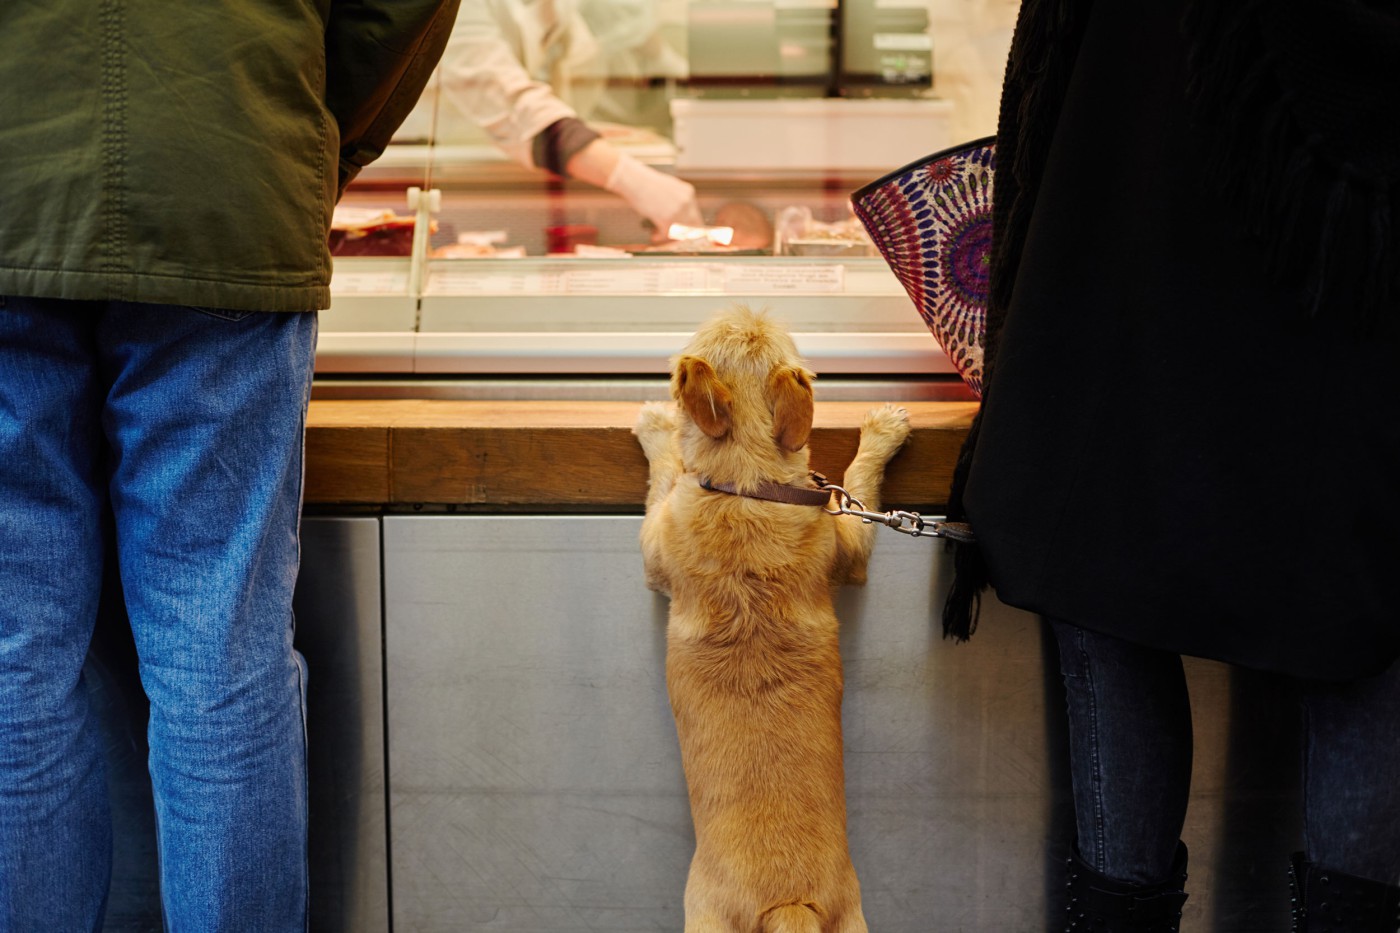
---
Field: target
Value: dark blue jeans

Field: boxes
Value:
[1050,619,1400,886]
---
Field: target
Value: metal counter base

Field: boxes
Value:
[382,514,1054,932]
[94,515,1305,932]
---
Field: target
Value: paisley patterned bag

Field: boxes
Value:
[851,137,996,396]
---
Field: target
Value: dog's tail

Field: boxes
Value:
[761,903,822,933]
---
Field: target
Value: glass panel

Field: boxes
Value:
[322,1,1015,380]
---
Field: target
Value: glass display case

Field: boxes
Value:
[318,0,997,393]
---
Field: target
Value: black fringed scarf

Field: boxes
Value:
[940,0,1400,641]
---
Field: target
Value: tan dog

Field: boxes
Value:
[634,306,911,933]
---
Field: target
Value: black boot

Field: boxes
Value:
[1063,841,1189,932]
[1288,851,1400,932]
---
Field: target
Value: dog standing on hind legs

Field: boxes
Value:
[633,306,911,933]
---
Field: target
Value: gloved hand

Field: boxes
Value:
[604,152,703,238]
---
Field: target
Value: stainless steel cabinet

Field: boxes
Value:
[381,515,1050,931]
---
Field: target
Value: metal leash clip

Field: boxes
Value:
[820,482,976,542]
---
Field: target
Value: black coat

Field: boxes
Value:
[961,0,1400,680]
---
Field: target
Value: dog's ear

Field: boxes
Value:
[673,355,733,439]
[769,365,815,451]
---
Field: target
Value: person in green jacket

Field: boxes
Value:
[0,2,457,929]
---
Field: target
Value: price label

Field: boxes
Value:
[722,264,845,294]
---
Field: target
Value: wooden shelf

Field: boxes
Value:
[305,400,977,509]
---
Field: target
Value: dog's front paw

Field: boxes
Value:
[634,401,679,459]
[859,403,912,460]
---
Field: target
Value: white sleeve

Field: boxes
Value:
[434,0,578,168]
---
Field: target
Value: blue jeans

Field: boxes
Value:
[0,297,315,931]
[1050,618,1400,886]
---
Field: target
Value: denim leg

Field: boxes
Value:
[1301,653,1400,883]
[98,303,316,932]
[1049,618,1193,885]
[0,297,114,931]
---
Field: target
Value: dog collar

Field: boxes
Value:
[698,472,833,507]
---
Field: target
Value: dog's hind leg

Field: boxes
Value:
[760,904,822,933]
[830,403,911,585]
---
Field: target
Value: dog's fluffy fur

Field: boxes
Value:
[634,306,910,933]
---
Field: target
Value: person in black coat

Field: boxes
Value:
[944,0,1400,928]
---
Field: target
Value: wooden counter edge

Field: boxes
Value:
[305,399,979,509]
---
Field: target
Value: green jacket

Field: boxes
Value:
[0,0,459,312]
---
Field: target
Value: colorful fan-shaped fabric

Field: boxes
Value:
[851,138,995,396]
